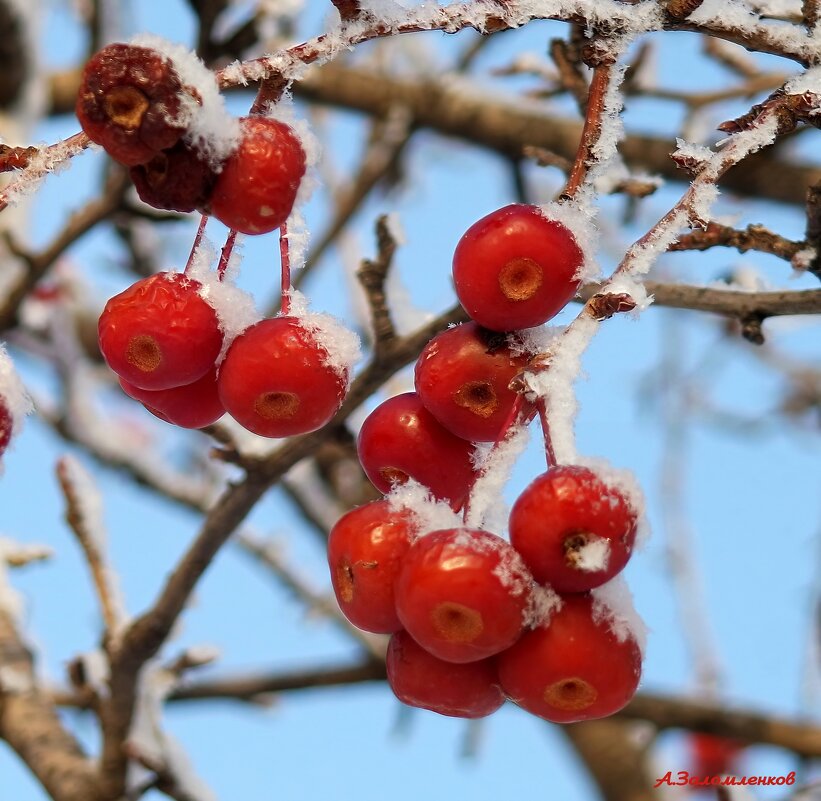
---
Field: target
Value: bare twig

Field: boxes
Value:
[357,215,400,358]
[0,608,98,801]
[0,167,130,332]
[56,456,127,642]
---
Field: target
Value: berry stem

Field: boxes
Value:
[280,223,292,315]
[184,215,209,275]
[217,230,238,282]
[536,397,557,468]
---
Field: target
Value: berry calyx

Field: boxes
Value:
[327,500,418,633]
[98,273,223,391]
[217,316,347,438]
[395,528,533,663]
[76,43,194,166]
[356,392,477,507]
[497,594,642,723]
[209,117,306,235]
[452,204,583,332]
[414,322,529,442]
[130,140,217,213]
[119,366,224,429]
[508,466,638,593]
[386,630,505,718]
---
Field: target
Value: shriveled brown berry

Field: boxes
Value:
[76,43,194,166]
[130,140,217,213]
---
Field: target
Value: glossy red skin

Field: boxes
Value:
[119,366,224,429]
[98,273,223,391]
[0,400,11,456]
[327,500,417,633]
[217,317,346,438]
[76,44,189,166]
[395,528,532,663]
[452,204,582,332]
[209,117,306,235]
[689,733,744,777]
[356,392,476,507]
[414,322,529,442]
[509,466,637,593]
[498,594,642,723]
[386,630,505,718]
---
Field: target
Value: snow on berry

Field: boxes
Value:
[591,574,648,656]
[286,289,361,381]
[130,34,240,167]
[385,479,463,535]
[464,421,530,534]
[185,238,260,356]
[0,345,32,460]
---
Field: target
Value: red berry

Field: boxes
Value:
[414,322,528,442]
[386,630,505,718]
[119,366,224,429]
[209,117,306,235]
[217,317,346,438]
[130,140,217,213]
[98,273,223,391]
[689,733,744,777]
[76,43,193,166]
[356,392,477,507]
[327,500,418,633]
[0,400,11,457]
[497,594,642,723]
[509,466,638,593]
[452,204,582,332]
[395,528,532,663]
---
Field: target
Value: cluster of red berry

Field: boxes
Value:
[329,205,644,721]
[82,42,354,436]
[77,42,305,235]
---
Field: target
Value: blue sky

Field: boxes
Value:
[0,1,819,799]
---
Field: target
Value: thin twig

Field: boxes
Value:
[56,457,127,642]
[356,215,400,359]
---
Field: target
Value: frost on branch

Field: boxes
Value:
[465,423,530,533]
[127,660,218,801]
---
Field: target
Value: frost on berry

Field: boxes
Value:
[76,43,195,166]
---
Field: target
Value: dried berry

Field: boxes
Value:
[77,43,195,166]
